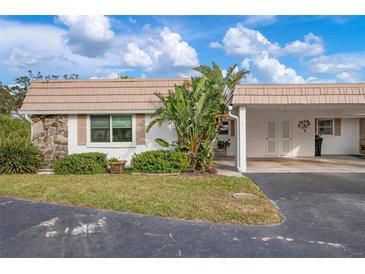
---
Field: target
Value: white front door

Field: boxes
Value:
[266,120,277,156]
[265,119,292,157]
[279,119,292,157]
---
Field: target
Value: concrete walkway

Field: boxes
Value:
[216,155,365,173]
[1,172,365,257]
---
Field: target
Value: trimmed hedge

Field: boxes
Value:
[131,150,191,173]
[0,141,43,174]
[53,152,108,175]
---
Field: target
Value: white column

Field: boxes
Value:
[239,106,247,172]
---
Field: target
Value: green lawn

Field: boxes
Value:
[0,174,281,225]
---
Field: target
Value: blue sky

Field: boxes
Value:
[1,15,365,84]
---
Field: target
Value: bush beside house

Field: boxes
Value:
[53,152,108,175]
[131,150,191,173]
[0,114,43,174]
[0,114,30,143]
[0,142,43,174]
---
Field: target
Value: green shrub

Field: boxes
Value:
[53,152,108,175]
[108,157,119,164]
[0,115,30,144]
[0,141,43,174]
[131,150,191,173]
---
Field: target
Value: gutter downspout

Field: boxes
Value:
[24,114,33,142]
[228,106,244,173]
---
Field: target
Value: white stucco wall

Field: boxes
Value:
[321,118,360,155]
[246,109,315,158]
[68,114,177,166]
[246,108,360,158]
[67,109,360,164]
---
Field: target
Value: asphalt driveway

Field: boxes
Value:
[1,173,365,257]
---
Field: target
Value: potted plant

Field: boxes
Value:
[215,139,231,157]
[108,157,127,174]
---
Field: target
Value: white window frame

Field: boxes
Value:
[86,114,136,148]
[316,118,334,136]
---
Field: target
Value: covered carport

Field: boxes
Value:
[228,83,365,173]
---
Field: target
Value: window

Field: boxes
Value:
[219,121,229,135]
[317,119,333,135]
[90,115,133,143]
[90,115,110,142]
[112,115,132,142]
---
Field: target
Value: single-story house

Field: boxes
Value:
[19,79,365,172]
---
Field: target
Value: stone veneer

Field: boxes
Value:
[31,115,68,168]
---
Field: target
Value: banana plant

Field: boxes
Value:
[147,62,248,171]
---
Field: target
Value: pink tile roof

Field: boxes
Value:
[20,78,187,113]
[233,83,365,105]
[20,80,365,114]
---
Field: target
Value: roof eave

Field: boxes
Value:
[18,109,155,115]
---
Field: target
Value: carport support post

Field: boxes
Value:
[239,106,247,172]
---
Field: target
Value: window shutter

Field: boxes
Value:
[136,114,146,145]
[334,118,341,136]
[230,120,235,137]
[77,114,87,145]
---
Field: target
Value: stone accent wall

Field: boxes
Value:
[31,115,68,168]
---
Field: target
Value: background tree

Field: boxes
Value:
[0,82,15,115]
[0,70,79,117]
[147,62,248,171]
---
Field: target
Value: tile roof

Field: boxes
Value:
[20,80,365,114]
[233,83,365,105]
[20,78,187,114]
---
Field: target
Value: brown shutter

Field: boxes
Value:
[77,114,87,145]
[136,114,146,145]
[334,118,341,136]
[230,120,235,137]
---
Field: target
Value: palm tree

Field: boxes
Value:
[147,62,248,170]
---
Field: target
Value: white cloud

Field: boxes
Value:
[123,43,153,68]
[128,17,137,24]
[281,33,324,57]
[58,15,116,57]
[0,19,122,82]
[222,24,280,56]
[5,48,54,68]
[336,72,358,83]
[220,24,324,59]
[307,54,364,73]
[251,53,305,83]
[243,16,277,27]
[158,27,199,67]
[209,41,222,49]
[215,24,307,83]
[124,26,199,73]
[0,18,201,83]
[241,58,251,70]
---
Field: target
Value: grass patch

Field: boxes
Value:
[0,174,281,225]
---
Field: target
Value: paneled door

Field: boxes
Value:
[266,119,292,157]
[266,120,277,156]
[279,119,292,157]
